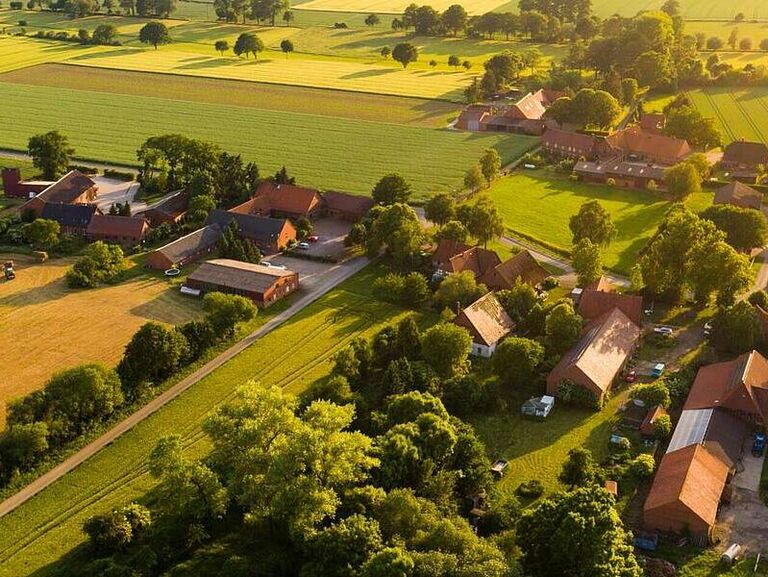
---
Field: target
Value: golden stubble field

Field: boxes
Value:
[0,254,201,426]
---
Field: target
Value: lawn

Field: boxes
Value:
[484,172,713,274]
[0,266,418,577]
[470,391,626,496]
[1,64,462,127]
[688,86,768,143]
[0,253,201,427]
[0,81,536,198]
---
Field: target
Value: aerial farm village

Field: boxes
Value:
[5,0,768,576]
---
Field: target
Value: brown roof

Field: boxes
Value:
[713,181,763,210]
[250,181,322,217]
[86,214,148,238]
[481,250,549,290]
[722,140,768,168]
[446,246,501,278]
[640,405,669,437]
[583,275,614,292]
[577,289,643,326]
[639,113,666,134]
[541,128,598,156]
[137,189,188,218]
[152,224,222,264]
[454,292,515,347]
[322,191,375,218]
[188,258,295,293]
[644,443,729,531]
[433,239,472,267]
[547,308,641,397]
[36,170,97,204]
[684,350,768,422]
[606,126,691,165]
[506,91,547,121]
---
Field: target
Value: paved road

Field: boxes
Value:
[0,149,137,176]
[0,256,370,518]
[753,247,768,293]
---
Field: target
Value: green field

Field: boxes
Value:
[295,0,507,15]
[486,173,713,274]
[0,267,419,577]
[0,81,535,198]
[688,86,768,143]
[0,64,462,127]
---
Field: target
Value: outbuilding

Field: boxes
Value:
[521,395,555,418]
[185,258,299,307]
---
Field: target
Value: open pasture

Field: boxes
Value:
[0,82,535,198]
[0,35,107,74]
[0,254,201,426]
[0,64,462,127]
[485,173,713,274]
[687,86,768,143]
[0,267,416,577]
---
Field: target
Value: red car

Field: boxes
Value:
[308,235,319,242]
[625,370,636,383]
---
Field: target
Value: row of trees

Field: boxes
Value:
[0,293,256,488]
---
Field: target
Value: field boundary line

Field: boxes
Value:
[0,257,370,519]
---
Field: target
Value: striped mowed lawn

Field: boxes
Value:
[688,87,768,143]
[0,82,536,199]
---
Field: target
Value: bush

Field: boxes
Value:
[372,272,429,308]
[103,169,135,181]
[515,479,544,499]
[541,277,558,290]
[333,21,348,28]
[629,454,656,478]
[10,1,22,9]
[18,19,27,25]
[653,414,672,439]
[557,379,602,410]
[631,382,671,409]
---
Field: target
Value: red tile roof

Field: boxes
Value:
[541,128,599,157]
[454,292,515,347]
[322,191,375,218]
[713,181,763,210]
[722,140,768,168]
[446,246,501,278]
[235,182,323,217]
[578,289,643,326]
[481,250,549,290]
[86,214,148,238]
[606,126,691,165]
[432,239,472,268]
[35,170,97,204]
[640,404,669,436]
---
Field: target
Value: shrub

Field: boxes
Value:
[631,382,671,408]
[541,277,558,290]
[629,454,656,478]
[333,22,348,28]
[653,414,672,439]
[10,1,22,9]
[18,19,27,25]
[103,169,135,181]
[515,479,544,499]
[557,379,602,410]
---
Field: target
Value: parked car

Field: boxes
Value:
[753,432,766,457]
[653,326,673,336]
[490,459,508,479]
[625,370,637,383]
[298,242,310,249]
[704,321,713,337]
[651,363,665,378]
[308,235,319,242]
[261,261,272,267]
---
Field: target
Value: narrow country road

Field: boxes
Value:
[753,247,768,293]
[0,149,137,175]
[0,256,370,518]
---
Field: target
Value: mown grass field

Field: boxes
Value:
[0,253,201,427]
[0,266,418,577]
[0,81,536,198]
[295,0,507,15]
[688,86,768,143]
[0,64,462,127]
[485,172,713,274]
[0,35,108,73]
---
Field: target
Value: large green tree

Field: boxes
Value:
[700,204,768,252]
[518,486,642,577]
[366,203,425,268]
[392,43,418,68]
[493,337,545,389]
[23,219,60,250]
[117,322,189,392]
[711,301,763,355]
[545,302,583,354]
[138,21,170,49]
[233,32,264,58]
[572,238,603,286]
[372,174,412,205]
[569,200,615,246]
[434,270,487,309]
[420,323,472,378]
[424,193,455,226]
[665,162,701,200]
[27,130,74,180]
[663,105,721,149]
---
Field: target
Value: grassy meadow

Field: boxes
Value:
[0,81,536,198]
[0,266,419,577]
[0,253,201,426]
[0,35,108,73]
[688,86,768,143]
[485,172,713,274]
[295,0,507,15]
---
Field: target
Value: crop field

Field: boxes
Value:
[0,253,201,427]
[0,35,108,74]
[688,86,768,143]
[0,82,535,198]
[485,173,713,274]
[0,267,419,577]
[0,64,462,127]
[295,0,507,15]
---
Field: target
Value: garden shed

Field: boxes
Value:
[521,395,555,419]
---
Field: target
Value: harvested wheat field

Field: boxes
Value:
[0,254,201,426]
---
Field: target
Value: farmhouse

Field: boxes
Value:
[453,292,515,357]
[480,250,549,290]
[86,214,149,248]
[435,244,501,279]
[639,113,666,134]
[136,189,188,226]
[19,170,98,218]
[322,191,375,222]
[205,210,296,253]
[1,167,53,199]
[713,181,763,210]
[604,125,691,165]
[541,128,603,160]
[186,258,298,307]
[456,90,563,135]
[455,104,493,131]
[40,203,100,235]
[146,224,222,270]
[233,182,323,220]
[577,288,643,326]
[721,140,768,179]
[546,308,641,402]
[574,160,667,190]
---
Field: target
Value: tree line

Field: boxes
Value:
[0,293,256,491]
